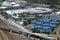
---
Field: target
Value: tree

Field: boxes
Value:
[25,0,60,5]
[0,0,6,2]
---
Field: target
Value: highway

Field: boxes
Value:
[0,25,56,40]
[0,14,56,40]
[0,14,30,32]
[56,25,60,40]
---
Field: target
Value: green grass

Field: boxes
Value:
[0,0,5,2]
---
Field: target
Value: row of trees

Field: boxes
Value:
[0,0,5,2]
[25,0,60,5]
[0,0,60,5]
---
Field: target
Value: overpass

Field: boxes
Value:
[0,25,56,40]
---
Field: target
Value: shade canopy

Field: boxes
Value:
[44,26,51,29]
[36,21,43,25]
[38,28,43,31]
[35,25,42,28]
[45,29,51,32]
[31,20,37,24]
[50,24,56,27]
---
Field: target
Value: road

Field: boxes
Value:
[56,25,60,36]
[0,15,27,40]
[0,14,30,33]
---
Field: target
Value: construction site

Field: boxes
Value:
[0,0,60,40]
